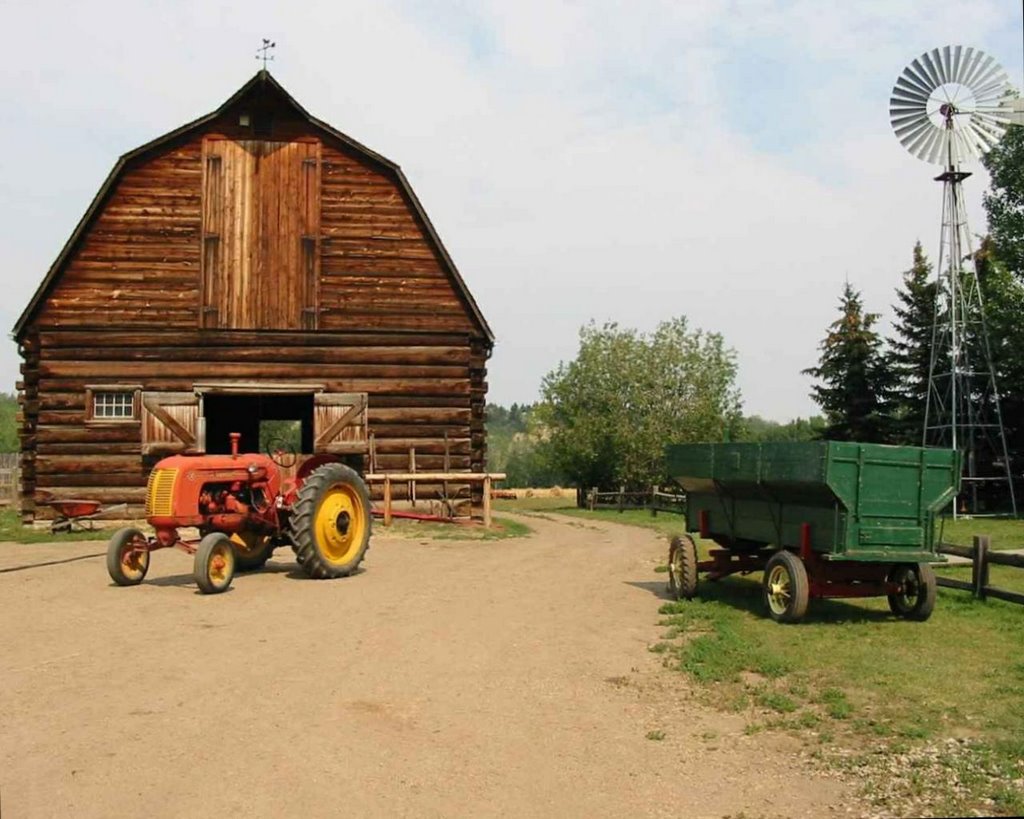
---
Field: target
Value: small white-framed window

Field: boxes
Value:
[94,392,134,419]
[85,385,141,424]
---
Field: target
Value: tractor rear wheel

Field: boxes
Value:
[106,527,149,586]
[231,531,276,572]
[289,463,371,579]
[194,532,235,594]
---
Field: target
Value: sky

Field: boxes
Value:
[1,0,1022,421]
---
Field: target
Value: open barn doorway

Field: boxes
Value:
[202,393,314,456]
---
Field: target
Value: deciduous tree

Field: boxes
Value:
[537,318,742,494]
[982,112,1024,279]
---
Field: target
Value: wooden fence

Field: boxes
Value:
[937,536,1024,606]
[365,471,507,527]
[586,486,685,516]
[0,453,17,507]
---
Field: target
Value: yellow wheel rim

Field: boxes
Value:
[314,483,367,565]
[766,565,791,615]
[120,542,148,582]
[669,547,683,586]
[207,541,233,589]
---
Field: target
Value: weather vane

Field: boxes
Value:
[256,39,276,70]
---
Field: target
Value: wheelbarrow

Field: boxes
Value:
[47,499,129,533]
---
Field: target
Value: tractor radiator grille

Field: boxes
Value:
[146,468,178,517]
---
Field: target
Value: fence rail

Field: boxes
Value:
[937,536,1024,606]
[586,486,685,516]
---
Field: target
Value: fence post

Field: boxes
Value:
[589,487,597,511]
[972,535,990,600]
[383,476,392,527]
[617,485,625,513]
[482,475,492,528]
[650,485,657,517]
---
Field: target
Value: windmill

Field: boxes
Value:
[889,45,1016,516]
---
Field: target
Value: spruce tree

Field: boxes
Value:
[804,283,894,442]
[974,238,1024,490]
[888,242,937,445]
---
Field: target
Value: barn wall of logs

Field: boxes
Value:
[16,76,491,522]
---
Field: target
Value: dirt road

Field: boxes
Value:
[0,513,859,818]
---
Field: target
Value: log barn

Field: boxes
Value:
[13,70,493,523]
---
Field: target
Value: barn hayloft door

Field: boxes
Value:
[201,139,321,330]
[141,392,203,455]
[313,393,368,454]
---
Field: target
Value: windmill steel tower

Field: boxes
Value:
[889,45,1016,516]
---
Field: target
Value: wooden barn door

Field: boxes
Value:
[141,392,202,455]
[313,393,368,454]
[201,139,321,329]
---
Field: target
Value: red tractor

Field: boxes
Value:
[105,433,371,594]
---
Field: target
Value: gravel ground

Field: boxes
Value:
[0,513,861,818]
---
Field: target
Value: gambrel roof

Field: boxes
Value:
[13,70,493,344]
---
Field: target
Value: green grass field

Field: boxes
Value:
[497,496,1024,816]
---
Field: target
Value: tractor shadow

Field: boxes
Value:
[626,574,898,624]
[135,561,365,591]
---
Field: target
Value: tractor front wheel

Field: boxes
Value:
[106,527,150,586]
[887,563,936,621]
[194,532,235,594]
[289,463,371,579]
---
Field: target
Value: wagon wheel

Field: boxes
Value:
[106,527,150,586]
[763,550,809,623]
[232,531,276,572]
[288,463,371,579]
[887,563,936,621]
[667,534,698,600]
[194,532,235,594]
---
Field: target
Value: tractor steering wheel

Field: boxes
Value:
[266,436,298,469]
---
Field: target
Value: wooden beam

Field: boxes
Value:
[364,472,505,482]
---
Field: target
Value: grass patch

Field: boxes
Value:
[645,730,666,741]
[939,515,1024,551]
[817,688,853,720]
[383,515,531,541]
[755,689,798,714]
[657,573,1024,814]
[0,508,118,544]
[493,496,687,538]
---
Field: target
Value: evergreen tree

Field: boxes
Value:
[804,283,894,442]
[888,242,937,445]
[974,238,1024,497]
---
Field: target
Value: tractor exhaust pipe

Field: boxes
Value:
[229,432,241,458]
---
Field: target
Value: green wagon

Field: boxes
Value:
[665,441,961,623]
